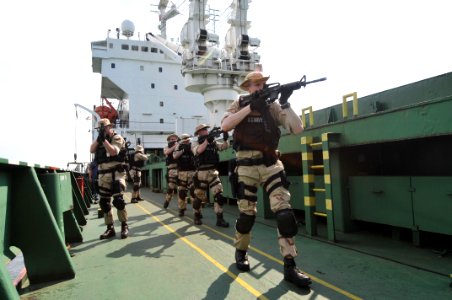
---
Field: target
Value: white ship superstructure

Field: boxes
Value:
[180,0,261,126]
[91,19,208,152]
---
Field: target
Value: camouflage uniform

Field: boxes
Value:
[92,118,129,239]
[192,124,230,226]
[221,71,311,287]
[173,134,196,217]
[163,134,179,208]
[130,145,149,203]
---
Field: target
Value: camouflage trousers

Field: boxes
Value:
[177,170,194,210]
[234,150,297,258]
[193,168,224,214]
[130,168,142,198]
[165,165,178,202]
[98,166,128,226]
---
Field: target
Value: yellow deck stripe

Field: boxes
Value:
[139,200,363,300]
[137,204,268,300]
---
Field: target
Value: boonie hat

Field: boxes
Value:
[194,124,210,136]
[239,71,269,90]
[166,133,179,141]
[135,145,144,153]
[180,133,191,142]
[96,118,111,128]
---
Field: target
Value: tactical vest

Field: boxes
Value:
[94,134,127,164]
[134,153,146,168]
[166,151,177,165]
[177,144,195,171]
[233,110,281,156]
[196,142,219,166]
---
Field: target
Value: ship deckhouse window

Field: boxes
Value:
[151,83,155,88]
[160,50,163,54]
[140,66,144,71]
[151,47,158,53]
[109,43,113,48]
[131,45,139,51]
[111,63,115,68]
[121,44,129,50]
[160,118,164,123]
[174,85,178,90]
[159,67,163,72]
[160,101,164,107]
[141,46,149,52]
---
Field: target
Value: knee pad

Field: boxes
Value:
[192,197,202,210]
[133,185,140,192]
[167,188,175,195]
[214,193,226,206]
[275,209,298,237]
[99,197,112,213]
[235,213,255,234]
[112,195,126,210]
[178,189,187,200]
[133,175,140,183]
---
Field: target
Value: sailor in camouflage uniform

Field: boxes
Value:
[90,118,129,239]
[221,71,312,287]
[130,145,149,203]
[192,124,230,227]
[173,134,196,218]
[163,133,179,209]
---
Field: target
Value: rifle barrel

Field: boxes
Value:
[306,77,327,85]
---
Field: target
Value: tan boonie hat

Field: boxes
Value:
[96,118,111,128]
[180,133,191,142]
[166,133,179,141]
[239,71,269,90]
[194,124,210,135]
[135,145,144,153]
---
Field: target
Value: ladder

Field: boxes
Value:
[300,132,339,242]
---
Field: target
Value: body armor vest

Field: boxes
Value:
[166,151,177,165]
[133,153,145,168]
[94,134,127,164]
[177,144,195,171]
[197,142,219,166]
[233,109,281,156]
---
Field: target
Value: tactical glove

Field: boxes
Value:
[97,131,105,143]
[279,87,293,108]
[222,131,229,141]
[207,136,214,143]
[250,93,268,112]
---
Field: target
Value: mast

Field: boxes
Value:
[179,0,261,127]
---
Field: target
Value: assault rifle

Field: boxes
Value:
[198,126,223,144]
[240,75,327,107]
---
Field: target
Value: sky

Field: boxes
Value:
[1,0,451,169]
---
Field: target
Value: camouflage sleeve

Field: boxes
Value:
[135,153,149,161]
[270,103,302,134]
[191,141,200,155]
[222,99,240,121]
[111,134,124,155]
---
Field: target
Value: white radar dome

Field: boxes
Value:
[121,20,135,38]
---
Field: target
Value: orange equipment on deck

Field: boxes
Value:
[95,98,118,124]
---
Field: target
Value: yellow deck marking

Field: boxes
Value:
[137,204,268,300]
[137,201,363,300]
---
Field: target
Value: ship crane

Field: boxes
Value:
[179,0,261,127]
